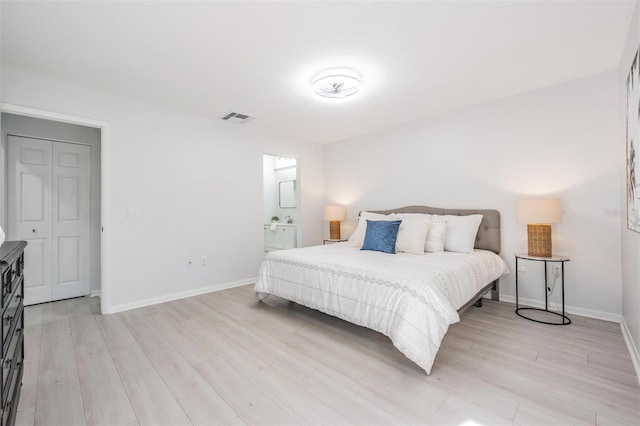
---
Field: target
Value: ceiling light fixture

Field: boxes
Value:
[312,69,361,102]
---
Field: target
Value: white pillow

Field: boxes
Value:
[347,212,394,247]
[394,218,430,255]
[394,213,433,222]
[425,220,447,252]
[433,214,483,253]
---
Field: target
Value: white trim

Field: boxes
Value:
[5,131,93,147]
[500,295,622,323]
[621,317,640,387]
[1,103,111,315]
[90,290,101,298]
[103,278,256,314]
[1,104,107,128]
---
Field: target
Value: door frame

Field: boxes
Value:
[262,153,301,248]
[1,103,112,314]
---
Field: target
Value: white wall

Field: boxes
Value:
[1,68,325,313]
[619,0,640,377]
[325,70,622,319]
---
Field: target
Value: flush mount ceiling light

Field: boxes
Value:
[312,69,361,102]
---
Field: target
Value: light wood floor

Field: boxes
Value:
[15,284,640,426]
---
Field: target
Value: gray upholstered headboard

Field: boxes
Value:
[367,205,501,254]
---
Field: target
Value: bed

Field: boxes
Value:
[255,206,509,374]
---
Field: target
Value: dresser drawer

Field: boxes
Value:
[11,255,23,294]
[2,336,22,409]
[1,285,22,358]
[1,253,23,308]
[2,319,22,393]
[1,391,8,426]
[2,358,22,426]
[0,268,13,307]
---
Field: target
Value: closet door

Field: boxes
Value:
[7,136,91,305]
[52,142,91,301]
[8,136,54,305]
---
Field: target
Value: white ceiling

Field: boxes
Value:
[1,1,636,144]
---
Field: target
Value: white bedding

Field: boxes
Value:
[255,243,509,373]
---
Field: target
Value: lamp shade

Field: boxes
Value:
[324,205,346,221]
[516,198,562,224]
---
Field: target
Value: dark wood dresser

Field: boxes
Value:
[0,241,26,426]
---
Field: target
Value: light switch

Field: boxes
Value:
[127,208,143,219]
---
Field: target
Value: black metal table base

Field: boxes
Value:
[516,307,571,325]
[515,254,571,326]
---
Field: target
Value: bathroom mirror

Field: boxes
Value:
[279,180,296,208]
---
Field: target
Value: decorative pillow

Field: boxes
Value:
[425,220,447,252]
[394,218,430,255]
[361,220,402,254]
[348,212,395,247]
[433,214,483,253]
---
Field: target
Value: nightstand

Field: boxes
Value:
[515,253,571,325]
[323,239,347,245]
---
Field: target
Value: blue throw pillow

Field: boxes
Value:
[361,220,402,254]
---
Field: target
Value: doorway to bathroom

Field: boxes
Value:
[262,155,298,253]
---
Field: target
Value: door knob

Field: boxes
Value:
[32,229,36,233]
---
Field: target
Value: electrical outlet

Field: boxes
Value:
[201,256,207,266]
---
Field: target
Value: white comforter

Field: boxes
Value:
[255,243,509,374]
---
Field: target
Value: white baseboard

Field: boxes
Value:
[621,317,640,387]
[90,290,101,298]
[499,295,622,323]
[102,278,256,314]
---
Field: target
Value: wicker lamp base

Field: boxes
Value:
[329,221,341,240]
[527,224,552,257]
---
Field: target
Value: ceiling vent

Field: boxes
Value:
[219,111,254,124]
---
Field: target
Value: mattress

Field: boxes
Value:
[255,243,509,374]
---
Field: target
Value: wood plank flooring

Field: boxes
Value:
[15,285,640,425]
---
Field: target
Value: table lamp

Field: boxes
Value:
[324,206,346,240]
[516,198,562,258]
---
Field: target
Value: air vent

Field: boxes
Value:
[219,111,254,124]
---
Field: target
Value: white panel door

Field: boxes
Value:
[52,142,91,301]
[8,136,54,305]
[7,136,91,305]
